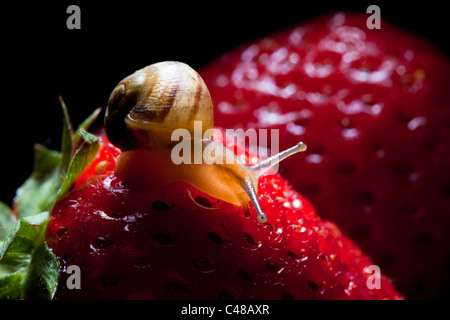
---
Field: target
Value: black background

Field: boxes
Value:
[1,1,449,204]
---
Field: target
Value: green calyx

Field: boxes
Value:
[0,98,101,300]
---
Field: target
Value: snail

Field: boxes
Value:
[105,61,306,223]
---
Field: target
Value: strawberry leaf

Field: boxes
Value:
[73,107,102,146]
[13,98,73,218]
[59,96,74,173]
[0,272,24,300]
[56,129,100,201]
[21,242,59,300]
[14,102,101,218]
[0,201,15,241]
[13,145,63,218]
[0,99,102,299]
[0,212,58,299]
[0,212,49,261]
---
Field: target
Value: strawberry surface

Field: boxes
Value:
[45,132,401,300]
[73,135,120,190]
[199,12,450,299]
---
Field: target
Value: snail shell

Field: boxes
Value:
[105,61,214,151]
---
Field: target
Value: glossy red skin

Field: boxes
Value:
[73,136,120,189]
[46,135,400,300]
[199,13,450,299]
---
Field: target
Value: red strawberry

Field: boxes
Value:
[199,12,450,299]
[46,130,401,300]
[73,135,120,189]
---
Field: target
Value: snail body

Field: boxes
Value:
[115,141,256,215]
[106,61,306,223]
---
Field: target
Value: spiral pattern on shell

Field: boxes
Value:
[105,61,214,151]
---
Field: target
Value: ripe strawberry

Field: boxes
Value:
[199,12,450,299]
[72,135,120,189]
[45,130,401,300]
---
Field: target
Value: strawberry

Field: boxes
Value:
[0,65,402,300]
[199,12,450,299]
[72,135,120,190]
[45,129,401,300]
